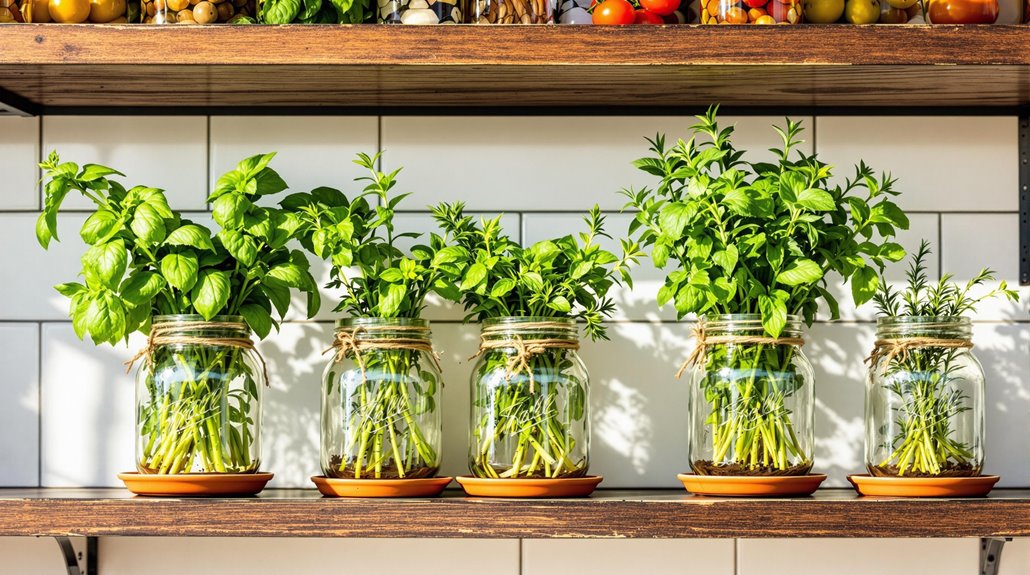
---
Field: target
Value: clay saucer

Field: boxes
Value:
[848,474,999,497]
[677,473,827,497]
[117,472,274,497]
[311,476,453,498]
[456,475,603,498]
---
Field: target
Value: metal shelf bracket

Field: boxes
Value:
[980,537,1010,575]
[54,536,97,575]
[1019,113,1029,285]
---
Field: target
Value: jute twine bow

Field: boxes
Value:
[864,336,973,367]
[324,324,443,380]
[124,320,270,385]
[469,321,580,393]
[675,322,806,379]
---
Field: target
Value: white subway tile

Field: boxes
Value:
[40,323,136,487]
[523,539,734,575]
[0,116,40,210]
[816,117,1017,212]
[1000,539,1030,575]
[0,324,39,487]
[209,117,379,199]
[738,539,977,575]
[381,116,811,211]
[0,537,65,575]
[976,323,1030,486]
[941,213,1028,321]
[432,322,480,479]
[256,321,330,487]
[101,538,519,575]
[807,323,875,486]
[0,213,211,321]
[42,116,208,210]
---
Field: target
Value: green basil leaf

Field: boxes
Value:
[212,193,252,229]
[460,263,488,291]
[489,278,516,297]
[266,263,307,288]
[241,303,273,339]
[254,167,288,196]
[262,283,291,318]
[218,229,259,267]
[796,189,835,211]
[36,212,54,249]
[120,272,166,307]
[380,268,405,283]
[85,290,126,345]
[79,164,124,182]
[160,252,199,292]
[432,246,465,266]
[379,283,406,317]
[130,203,167,245]
[548,295,571,313]
[658,202,692,239]
[191,269,231,320]
[80,209,121,244]
[84,240,128,290]
[165,224,215,251]
[55,282,86,297]
[850,266,879,306]
[775,259,823,286]
[758,294,787,339]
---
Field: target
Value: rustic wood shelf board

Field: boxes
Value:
[4,488,1030,538]
[1,25,1029,113]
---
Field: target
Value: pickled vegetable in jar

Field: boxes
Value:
[700,0,801,24]
[142,0,253,23]
[378,0,462,23]
[925,0,997,22]
[469,0,553,23]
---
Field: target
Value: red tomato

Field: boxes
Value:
[634,7,664,21]
[639,0,678,15]
[592,0,635,22]
[926,0,997,22]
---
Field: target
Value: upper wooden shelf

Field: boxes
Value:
[4,488,1030,538]
[1,24,1029,115]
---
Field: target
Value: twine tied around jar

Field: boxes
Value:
[675,323,806,379]
[469,321,580,393]
[324,324,443,380]
[864,334,974,368]
[124,320,270,385]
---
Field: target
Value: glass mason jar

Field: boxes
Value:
[378,0,462,22]
[136,315,263,475]
[141,0,253,24]
[700,0,801,24]
[877,0,924,22]
[688,314,814,476]
[470,317,589,479]
[925,0,997,21]
[321,318,443,480]
[866,317,984,478]
[468,0,553,23]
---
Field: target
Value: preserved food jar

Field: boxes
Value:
[378,0,462,22]
[866,317,984,477]
[925,0,997,21]
[469,0,553,23]
[687,314,814,476]
[142,0,253,23]
[322,318,443,479]
[470,317,589,479]
[136,315,263,474]
[700,0,801,24]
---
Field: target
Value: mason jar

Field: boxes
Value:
[469,317,589,479]
[377,0,462,22]
[468,0,553,23]
[866,317,984,478]
[321,318,443,480]
[136,315,263,475]
[924,0,997,21]
[141,0,253,23]
[699,0,801,24]
[688,314,814,476]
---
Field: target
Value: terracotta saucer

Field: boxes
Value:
[848,474,999,497]
[456,475,603,498]
[677,473,827,497]
[311,476,453,498]
[117,472,274,497]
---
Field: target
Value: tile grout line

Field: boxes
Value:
[518,538,523,575]
[36,320,42,488]
[733,538,738,575]
[938,212,943,280]
[36,116,43,212]
[205,116,212,209]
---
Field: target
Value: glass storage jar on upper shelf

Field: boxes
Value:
[321,318,443,480]
[469,317,589,479]
[469,0,554,23]
[1,0,129,22]
[865,317,985,478]
[142,0,253,23]
[924,0,998,21]
[687,315,815,476]
[136,315,263,475]
[700,0,801,24]
[377,0,462,23]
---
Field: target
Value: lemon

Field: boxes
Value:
[844,0,879,22]
[803,0,843,21]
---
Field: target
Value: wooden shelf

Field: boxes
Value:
[1,24,1030,115]
[4,488,1030,538]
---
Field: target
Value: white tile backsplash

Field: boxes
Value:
[101,538,520,575]
[0,324,40,486]
[0,116,40,210]
[0,537,66,575]
[942,213,1028,321]
[816,117,1016,212]
[42,116,208,210]
[738,539,978,575]
[523,539,735,575]
[209,116,379,200]
[381,116,811,211]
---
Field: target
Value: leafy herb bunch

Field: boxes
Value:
[37,151,320,343]
[258,0,368,26]
[624,106,910,338]
[431,202,642,341]
[869,241,1017,477]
